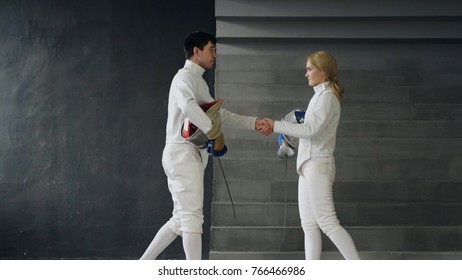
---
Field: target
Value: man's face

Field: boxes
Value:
[195,41,217,69]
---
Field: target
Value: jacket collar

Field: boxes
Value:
[184,59,205,76]
[313,82,330,94]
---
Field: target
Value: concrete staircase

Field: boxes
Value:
[210,0,462,260]
[209,54,462,260]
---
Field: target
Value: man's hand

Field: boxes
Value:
[212,131,225,152]
[255,118,273,136]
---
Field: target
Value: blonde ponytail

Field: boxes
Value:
[330,76,344,101]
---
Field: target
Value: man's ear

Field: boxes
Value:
[193,46,200,56]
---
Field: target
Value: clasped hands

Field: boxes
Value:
[255,118,275,136]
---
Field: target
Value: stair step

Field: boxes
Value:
[224,121,462,140]
[222,99,462,122]
[216,69,462,87]
[216,54,462,72]
[216,84,462,104]
[210,226,462,251]
[222,138,462,159]
[213,157,462,181]
[213,180,462,203]
[209,251,462,260]
[212,202,462,227]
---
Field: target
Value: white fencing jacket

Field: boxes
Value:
[274,82,340,174]
[165,60,256,144]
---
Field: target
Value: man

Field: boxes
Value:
[140,31,270,260]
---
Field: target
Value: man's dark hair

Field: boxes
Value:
[184,31,216,59]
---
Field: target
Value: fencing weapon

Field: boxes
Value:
[277,108,305,246]
[181,99,235,219]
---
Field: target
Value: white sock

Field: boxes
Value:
[304,229,322,260]
[329,228,360,260]
[183,232,202,260]
[140,223,178,260]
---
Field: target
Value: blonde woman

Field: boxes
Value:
[265,51,360,260]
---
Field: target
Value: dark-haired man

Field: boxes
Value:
[140,31,271,260]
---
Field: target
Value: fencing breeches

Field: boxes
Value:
[298,157,359,260]
[140,143,208,259]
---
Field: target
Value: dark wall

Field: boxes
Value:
[0,0,215,259]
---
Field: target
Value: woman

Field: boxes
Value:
[265,51,360,260]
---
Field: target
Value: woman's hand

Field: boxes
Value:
[255,118,273,136]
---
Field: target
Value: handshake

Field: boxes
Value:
[255,118,275,136]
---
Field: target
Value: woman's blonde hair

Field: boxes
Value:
[308,51,344,101]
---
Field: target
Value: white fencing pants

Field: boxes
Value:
[163,144,208,235]
[298,157,359,260]
[141,143,208,260]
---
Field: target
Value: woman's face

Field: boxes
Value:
[305,60,326,87]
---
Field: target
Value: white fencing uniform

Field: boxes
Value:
[274,82,359,260]
[141,60,256,260]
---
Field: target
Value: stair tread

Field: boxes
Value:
[209,251,462,260]
[212,225,462,229]
[213,201,462,205]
